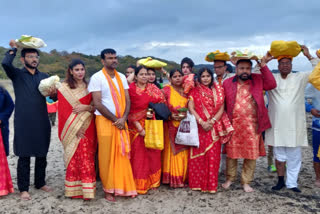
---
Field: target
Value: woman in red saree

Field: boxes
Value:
[188,68,233,193]
[162,69,189,188]
[128,66,166,194]
[0,129,14,197]
[58,59,97,199]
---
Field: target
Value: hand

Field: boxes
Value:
[47,87,57,98]
[139,129,146,137]
[230,58,237,66]
[76,128,85,139]
[146,112,154,119]
[113,117,126,130]
[171,113,181,121]
[311,109,320,118]
[160,67,167,74]
[316,50,320,59]
[201,121,213,132]
[260,52,274,67]
[9,40,17,48]
[0,120,2,124]
[300,45,313,60]
[72,104,88,114]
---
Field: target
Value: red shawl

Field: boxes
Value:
[128,82,166,127]
[189,82,233,159]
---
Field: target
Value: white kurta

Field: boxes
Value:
[266,59,319,147]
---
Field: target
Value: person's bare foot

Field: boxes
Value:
[315,180,320,188]
[40,185,53,192]
[222,180,232,189]
[20,191,31,200]
[105,193,116,202]
[243,184,254,192]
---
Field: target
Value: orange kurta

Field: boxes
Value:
[226,81,263,160]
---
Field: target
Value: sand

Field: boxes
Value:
[1,80,320,214]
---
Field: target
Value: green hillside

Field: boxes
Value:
[0,47,180,79]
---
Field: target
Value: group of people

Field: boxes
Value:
[1,39,320,202]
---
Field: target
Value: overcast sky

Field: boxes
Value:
[0,0,319,71]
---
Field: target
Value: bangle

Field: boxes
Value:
[198,118,203,125]
[211,117,217,123]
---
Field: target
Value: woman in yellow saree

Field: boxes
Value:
[162,69,189,188]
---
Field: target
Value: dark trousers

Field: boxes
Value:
[17,157,47,192]
[48,113,56,126]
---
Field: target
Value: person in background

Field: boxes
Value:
[180,57,196,94]
[125,65,135,78]
[0,85,14,156]
[0,85,14,198]
[305,50,320,188]
[226,63,234,73]
[46,96,58,126]
[147,68,162,89]
[305,83,320,188]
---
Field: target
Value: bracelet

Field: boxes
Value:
[198,118,203,125]
[211,117,217,123]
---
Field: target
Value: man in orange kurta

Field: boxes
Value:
[89,48,137,201]
[222,56,276,192]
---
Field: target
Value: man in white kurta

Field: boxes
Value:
[266,46,320,193]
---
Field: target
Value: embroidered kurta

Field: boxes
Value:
[226,82,261,160]
[266,59,319,147]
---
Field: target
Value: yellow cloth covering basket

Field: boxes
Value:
[270,41,301,58]
[138,57,167,68]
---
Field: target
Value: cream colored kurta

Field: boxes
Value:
[266,59,319,147]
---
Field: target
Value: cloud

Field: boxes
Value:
[0,0,319,71]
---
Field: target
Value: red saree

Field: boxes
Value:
[128,82,166,194]
[58,83,97,199]
[0,129,14,196]
[188,83,233,193]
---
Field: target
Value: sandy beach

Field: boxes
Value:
[1,80,320,214]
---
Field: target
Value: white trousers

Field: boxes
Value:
[273,147,302,188]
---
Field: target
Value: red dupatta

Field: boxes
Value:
[58,83,94,167]
[189,82,233,159]
[102,68,130,157]
[128,82,165,123]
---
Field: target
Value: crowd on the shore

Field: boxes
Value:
[1,39,320,202]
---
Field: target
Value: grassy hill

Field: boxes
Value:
[0,47,180,79]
